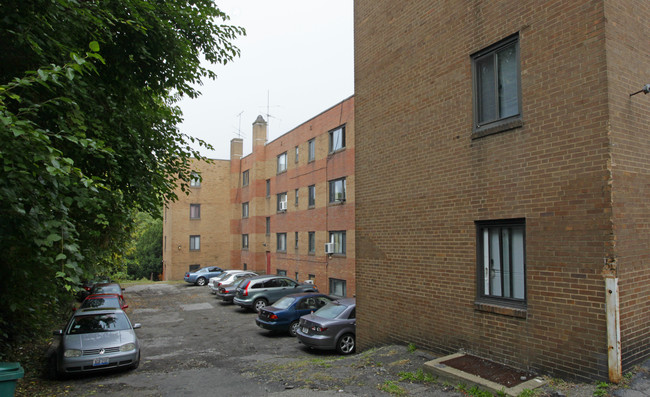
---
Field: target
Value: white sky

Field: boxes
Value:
[177,0,354,160]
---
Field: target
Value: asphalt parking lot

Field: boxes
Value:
[40,282,456,397]
[36,282,650,397]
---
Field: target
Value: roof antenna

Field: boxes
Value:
[234,110,244,139]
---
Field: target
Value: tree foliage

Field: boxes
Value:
[0,0,244,349]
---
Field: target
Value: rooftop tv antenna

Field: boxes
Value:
[234,110,244,139]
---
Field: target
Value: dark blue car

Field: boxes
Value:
[256,293,334,336]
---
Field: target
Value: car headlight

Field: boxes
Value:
[120,343,136,352]
[64,349,82,357]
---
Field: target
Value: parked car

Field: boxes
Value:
[208,270,257,294]
[233,275,318,312]
[90,282,125,301]
[184,266,224,286]
[216,277,253,303]
[256,293,334,336]
[51,307,141,377]
[76,277,112,301]
[296,298,356,355]
[76,293,128,311]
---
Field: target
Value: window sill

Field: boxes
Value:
[472,118,523,139]
[308,252,315,256]
[328,147,346,156]
[308,205,315,210]
[277,170,287,175]
[474,301,527,318]
[328,200,346,206]
[329,253,347,258]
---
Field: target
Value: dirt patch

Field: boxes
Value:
[441,354,535,388]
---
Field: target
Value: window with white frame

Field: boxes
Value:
[329,178,346,203]
[189,235,200,251]
[277,152,287,174]
[276,233,287,252]
[472,34,521,134]
[190,171,201,187]
[308,139,315,162]
[242,234,249,250]
[329,278,346,297]
[277,192,287,212]
[308,185,315,207]
[190,204,200,219]
[308,232,315,253]
[242,170,249,186]
[328,231,346,255]
[476,219,526,304]
[242,202,249,218]
[329,125,345,152]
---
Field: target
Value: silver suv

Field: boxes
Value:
[233,275,318,311]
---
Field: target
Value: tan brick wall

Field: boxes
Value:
[355,0,648,381]
[604,0,650,369]
[231,96,357,296]
[162,159,232,280]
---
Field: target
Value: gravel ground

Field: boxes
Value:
[11,281,649,397]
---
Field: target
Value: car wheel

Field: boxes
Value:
[253,298,268,312]
[289,320,300,337]
[336,333,355,355]
[196,277,207,286]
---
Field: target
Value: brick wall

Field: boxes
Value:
[162,159,232,280]
[354,0,648,381]
[230,97,357,296]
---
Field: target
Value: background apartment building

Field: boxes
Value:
[354,0,649,382]
[230,96,356,297]
[163,96,356,297]
[162,159,232,280]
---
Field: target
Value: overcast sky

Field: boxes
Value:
[177,0,354,160]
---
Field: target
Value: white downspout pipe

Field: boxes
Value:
[605,276,622,383]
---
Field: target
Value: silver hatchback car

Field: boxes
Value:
[52,307,141,377]
[233,275,318,312]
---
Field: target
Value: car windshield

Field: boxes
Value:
[273,296,296,309]
[68,312,131,334]
[80,297,120,309]
[314,302,349,319]
[214,273,230,281]
[94,285,120,294]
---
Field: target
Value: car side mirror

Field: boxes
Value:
[53,330,63,336]
[133,323,141,329]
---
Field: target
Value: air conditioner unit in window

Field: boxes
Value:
[279,201,287,211]
[324,242,334,254]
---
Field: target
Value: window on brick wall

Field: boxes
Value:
[189,235,200,251]
[266,217,271,235]
[242,234,249,250]
[266,179,270,197]
[295,232,299,250]
[476,219,526,305]
[190,204,200,219]
[276,233,287,252]
[277,152,287,174]
[295,146,299,163]
[329,278,346,297]
[308,185,316,207]
[295,189,299,206]
[277,192,287,212]
[472,34,521,136]
[329,178,346,203]
[308,139,315,162]
[308,232,315,254]
[329,125,345,152]
[329,231,346,255]
[242,202,249,218]
[190,171,201,187]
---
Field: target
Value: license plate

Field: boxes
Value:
[302,327,308,334]
[93,357,109,366]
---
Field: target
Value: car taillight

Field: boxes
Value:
[311,326,327,332]
[84,286,91,291]
[243,284,249,296]
[269,314,278,320]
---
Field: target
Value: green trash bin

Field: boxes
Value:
[0,362,24,397]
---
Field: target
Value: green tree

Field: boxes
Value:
[0,0,244,350]
[126,212,163,280]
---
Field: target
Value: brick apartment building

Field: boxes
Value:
[163,96,356,297]
[354,0,649,382]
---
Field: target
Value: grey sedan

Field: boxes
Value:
[296,298,356,355]
[51,307,141,377]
